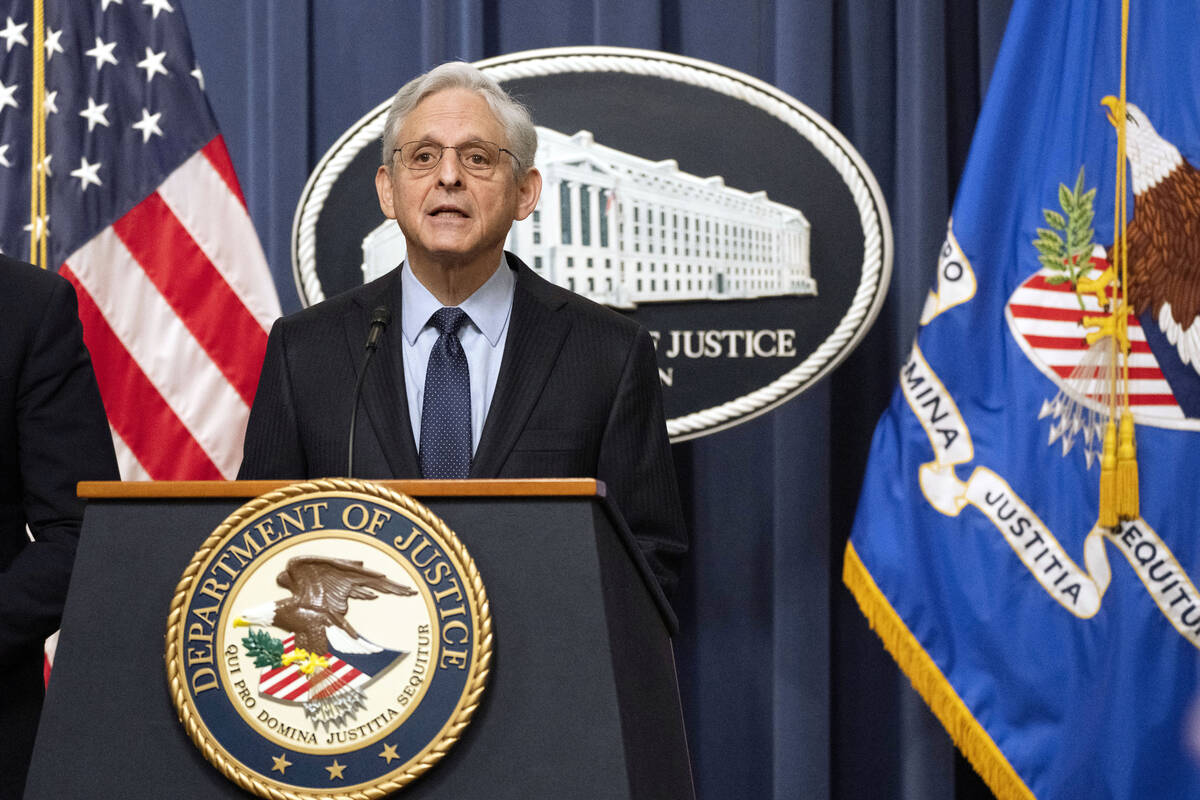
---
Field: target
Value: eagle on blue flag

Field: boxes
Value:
[1115,101,1200,398]
[846,2,1200,798]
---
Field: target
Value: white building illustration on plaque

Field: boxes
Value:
[361,127,816,309]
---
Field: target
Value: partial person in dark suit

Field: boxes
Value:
[240,62,687,594]
[0,255,119,798]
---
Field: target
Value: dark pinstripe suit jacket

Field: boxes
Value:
[239,253,687,594]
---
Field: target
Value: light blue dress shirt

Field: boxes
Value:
[400,258,515,455]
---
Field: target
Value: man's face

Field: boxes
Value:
[375,88,540,273]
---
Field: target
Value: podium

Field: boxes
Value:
[24,480,694,799]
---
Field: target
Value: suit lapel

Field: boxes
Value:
[470,257,571,478]
[343,270,420,477]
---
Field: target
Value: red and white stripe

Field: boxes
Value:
[1007,269,1184,420]
[258,635,369,703]
[59,137,280,479]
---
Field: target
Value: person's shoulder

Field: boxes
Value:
[0,256,78,327]
[0,254,69,299]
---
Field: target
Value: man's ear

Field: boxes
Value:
[513,167,542,221]
[375,165,397,219]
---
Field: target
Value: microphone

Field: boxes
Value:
[364,305,390,351]
[347,306,392,478]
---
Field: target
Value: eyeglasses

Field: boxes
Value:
[393,140,521,175]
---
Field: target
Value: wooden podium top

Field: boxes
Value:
[78,478,604,500]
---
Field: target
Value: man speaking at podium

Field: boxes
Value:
[240,62,687,595]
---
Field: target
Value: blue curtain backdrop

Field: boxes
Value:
[180,2,1012,797]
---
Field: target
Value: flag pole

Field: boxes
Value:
[29,0,46,268]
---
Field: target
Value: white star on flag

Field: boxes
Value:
[84,36,118,70]
[136,47,167,82]
[0,77,17,111]
[143,0,174,19]
[0,143,10,167]
[190,65,204,90]
[69,156,102,191]
[131,108,163,142]
[44,27,63,60]
[23,213,49,239]
[0,16,27,51]
[44,89,57,115]
[79,97,110,131]
[101,0,123,9]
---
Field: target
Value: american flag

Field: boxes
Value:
[0,0,280,480]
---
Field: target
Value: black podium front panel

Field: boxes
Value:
[25,492,693,799]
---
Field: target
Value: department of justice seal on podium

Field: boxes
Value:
[165,480,491,798]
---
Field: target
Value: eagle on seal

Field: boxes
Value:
[1089,98,1200,414]
[234,556,415,655]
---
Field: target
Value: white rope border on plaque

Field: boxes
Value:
[291,47,893,440]
[291,109,389,306]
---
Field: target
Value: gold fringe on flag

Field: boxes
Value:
[842,543,1036,800]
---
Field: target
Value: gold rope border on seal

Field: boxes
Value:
[164,478,494,800]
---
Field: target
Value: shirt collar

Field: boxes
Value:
[400,256,515,346]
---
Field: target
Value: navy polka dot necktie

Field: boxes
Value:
[420,307,472,479]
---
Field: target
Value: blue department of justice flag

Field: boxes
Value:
[845,1,1200,797]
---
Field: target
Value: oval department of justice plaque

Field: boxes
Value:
[293,47,892,440]
[165,479,491,799]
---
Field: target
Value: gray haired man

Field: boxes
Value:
[240,62,688,595]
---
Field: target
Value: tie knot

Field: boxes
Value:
[430,307,469,336]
